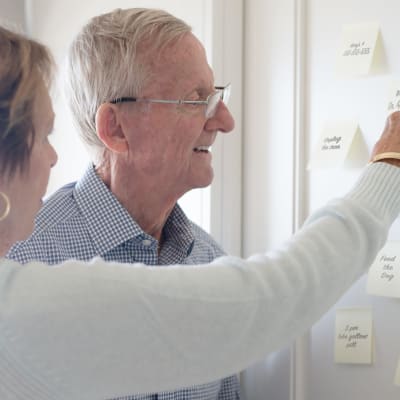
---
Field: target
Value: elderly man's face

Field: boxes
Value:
[118,33,234,199]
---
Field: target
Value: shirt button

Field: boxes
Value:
[142,239,152,247]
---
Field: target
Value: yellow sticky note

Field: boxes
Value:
[395,356,400,386]
[335,308,373,364]
[308,121,366,169]
[367,241,400,298]
[336,23,380,77]
[386,79,400,115]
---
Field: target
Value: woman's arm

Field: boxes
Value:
[0,162,399,400]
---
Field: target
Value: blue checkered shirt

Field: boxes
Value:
[7,165,240,400]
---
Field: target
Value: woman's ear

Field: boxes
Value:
[95,103,129,153]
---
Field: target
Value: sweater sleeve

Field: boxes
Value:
[0,162,399,400]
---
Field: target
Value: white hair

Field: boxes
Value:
[63,8,191,161]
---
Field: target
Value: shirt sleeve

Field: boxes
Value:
[0,162,399,400]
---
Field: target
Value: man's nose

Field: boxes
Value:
[205,101,235,134]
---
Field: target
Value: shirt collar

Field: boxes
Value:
[73,165,144,255]
[163,202,195,257]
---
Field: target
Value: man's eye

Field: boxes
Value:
[186,90,208,102]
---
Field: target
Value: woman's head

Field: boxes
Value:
[0,26,57,252]
[0,26,55,177]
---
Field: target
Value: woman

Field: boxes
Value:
[1,25,400,400]
[0,28,57,255]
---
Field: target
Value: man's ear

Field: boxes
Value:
[95,103,129,153]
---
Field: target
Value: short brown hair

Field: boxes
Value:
[0,26,53,178]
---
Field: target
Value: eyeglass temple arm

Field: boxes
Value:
[110,97,138,104]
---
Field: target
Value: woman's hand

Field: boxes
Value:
[370,111,400,167]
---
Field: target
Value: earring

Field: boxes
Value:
[0,192,10,221]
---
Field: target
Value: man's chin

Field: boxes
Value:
[194,173,214,189]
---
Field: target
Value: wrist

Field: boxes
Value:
[369,152,400,167]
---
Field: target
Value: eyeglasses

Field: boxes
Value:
[110,83,231,119]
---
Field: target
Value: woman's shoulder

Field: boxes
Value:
[0,257,21,269]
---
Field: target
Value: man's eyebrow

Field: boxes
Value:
[187,85,213,98]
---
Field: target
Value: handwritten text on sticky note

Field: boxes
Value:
[308,121,360,169]
[336,23,380,76]
[367,241,400,298]
[335,308,373,364]
[387,80,400,115]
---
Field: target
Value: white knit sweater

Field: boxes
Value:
[1,162,400,400]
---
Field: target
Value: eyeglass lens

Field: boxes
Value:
[205,86,230,119]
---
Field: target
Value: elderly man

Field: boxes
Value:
[8,8,240,400]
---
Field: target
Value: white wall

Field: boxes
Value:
[242,1,400,399]
[307,1,400,399]
[241,0,298,399]
[209,0,243,256]
[0,0,25,28]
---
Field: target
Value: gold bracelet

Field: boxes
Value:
[370,152,400,163]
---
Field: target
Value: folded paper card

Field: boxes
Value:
[336,22,382,77]
[367,241,400,298]
[308,121,368,169]
[387,79,400,115]
[335,308,373,364]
